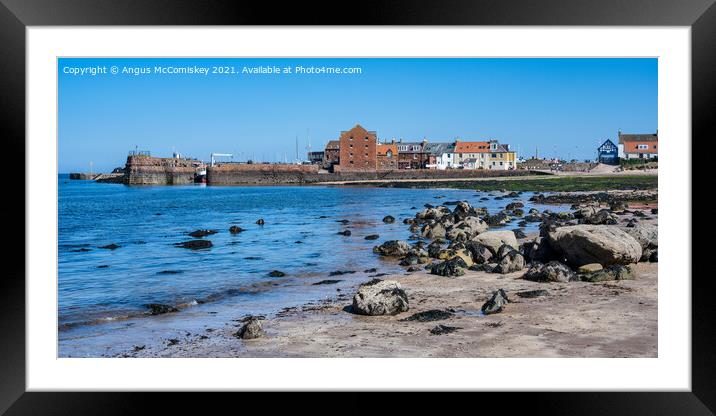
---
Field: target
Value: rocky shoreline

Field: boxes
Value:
[118,189,657,358]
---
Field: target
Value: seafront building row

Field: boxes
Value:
[74,123,658,185]
[310,124,518,172]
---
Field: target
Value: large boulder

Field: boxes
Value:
[484,211,511,226]
[494,248,525,274]
[624,224,658,262]
[547,225,642,267]
[422,223,447,239]
[585,209,618,225]
[523,261,578,283]
[580,264,635,282]
[416,206,451,221]
[453,201,477,220]
[521,237,560,263]
[446,217,488,241]
[472,231,518,255]
[464,241,493,264]
[351,279,409,316]
[373,240,411,257]
[430,257,468,277]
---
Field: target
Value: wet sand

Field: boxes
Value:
[134,262,657,358]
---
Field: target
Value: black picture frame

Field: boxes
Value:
[1,0,713,414]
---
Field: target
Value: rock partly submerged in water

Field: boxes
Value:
[337,230,352,236]
[268,270,286,277]
[351,279,409,316]
[174,240,213,250]
[99,243,121,250]
[144,303,178,315]
[373,240,411,257]
[229,226,244,234]
[235,317,265,339]
[313,279,342,285]
[364,234,380,240]
[188,229,218,238]
[382,215,396,223]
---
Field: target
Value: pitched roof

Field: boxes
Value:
[423,142,455,155]
[376,143,398,156]
[618,133,658,143]
[395,142,426,153]
[454,141,490,153]
[598,139,617,150]
[325,140,340,150]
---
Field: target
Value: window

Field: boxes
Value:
[387,150,393,158]
[349,136,353,140]
[492,153,496,158]
[637,144,648,150]
[365,144,368,148]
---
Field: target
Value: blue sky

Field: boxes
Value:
[58,58,657,172]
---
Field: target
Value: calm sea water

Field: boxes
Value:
[58,174,570,356]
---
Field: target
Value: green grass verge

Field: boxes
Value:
[379,175,658,192]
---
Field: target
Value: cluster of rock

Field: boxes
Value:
[372,195,657,283]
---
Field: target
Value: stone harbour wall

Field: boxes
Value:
[208,164,543,185]
[125,155,203,185]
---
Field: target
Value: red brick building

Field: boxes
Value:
[337,124,378,171]
[324,140,341,166]
[377,142,398,170]
[396,140,429,169]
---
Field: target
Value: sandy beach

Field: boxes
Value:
[133,262,657,358]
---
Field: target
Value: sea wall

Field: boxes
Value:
[125,155,202,185]
[207,163,321,185]
[207,164,543,185]
[102,156,548,186]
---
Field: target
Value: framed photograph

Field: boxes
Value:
[3,0,713,413]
